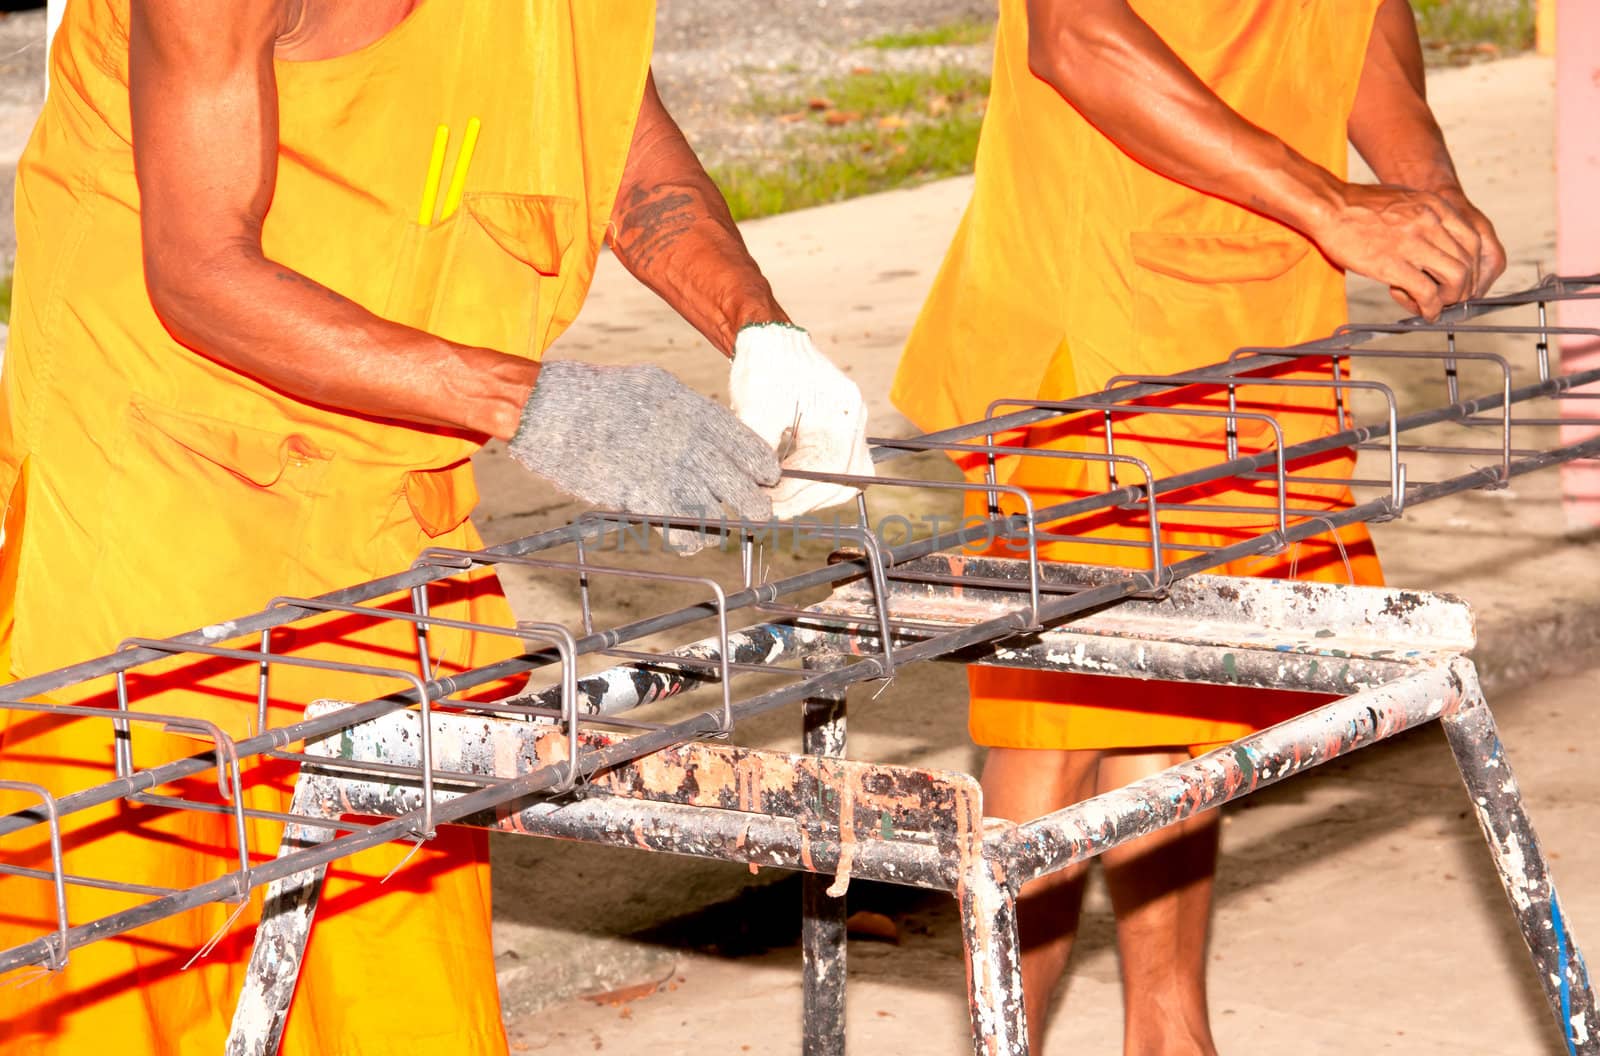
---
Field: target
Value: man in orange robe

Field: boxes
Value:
[0,1,871,1052]
[893,2,1505,1051]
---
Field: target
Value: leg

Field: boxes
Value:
[960,857,1029,1056]
[981,746,1102,1054]
[801,666,848,1056]
[1097,751,1219,1056]
[1441,662,1598,1055]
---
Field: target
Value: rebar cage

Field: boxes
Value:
[2,275,1599,1054]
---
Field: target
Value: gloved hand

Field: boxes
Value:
[729,323,873,519]
[508,360,780,553]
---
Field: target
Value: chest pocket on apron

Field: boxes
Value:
[387,192,576,361]
[1125,228,1340,450]
[387,193,576,537]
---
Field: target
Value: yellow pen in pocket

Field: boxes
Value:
[417,124,450,226]
[440,117,482,221]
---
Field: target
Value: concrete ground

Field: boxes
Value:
[475,52,1600,1055]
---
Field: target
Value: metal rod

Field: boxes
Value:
[801,655,849,1056]
[996,660,1470,883]
[1441,665,1598,1055]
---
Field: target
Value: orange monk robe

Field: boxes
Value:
[893,0,1386,752]
[0,1,655,1052]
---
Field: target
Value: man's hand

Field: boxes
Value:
[1025,0,1502,322]
[507,361,780,553]
[604,72,879,518]
[1343,0,1506,316]
[1433,187,1507,301]
[730,324,873,519]
[1305,183,1481,320]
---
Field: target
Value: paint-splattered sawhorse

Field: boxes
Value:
[228,555,1597,1056]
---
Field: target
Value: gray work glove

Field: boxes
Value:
[508,360,781,554]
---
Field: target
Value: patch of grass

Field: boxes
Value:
[746,65,989,119]
[1410,0,1534,57]
[0,272,11,327]
[863,18,993,50]
[825,65,988,117]
[712,111,984,221]
[716,66,989,221]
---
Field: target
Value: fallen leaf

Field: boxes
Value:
[851,66,875,76]
[807,97,833,111]
[927,95,951,116]
[824,110,863,126]
[581,966,676,1007]
[778,111,809,124]
[876,114,908,131]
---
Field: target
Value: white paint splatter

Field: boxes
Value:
[1493,826,1533,912]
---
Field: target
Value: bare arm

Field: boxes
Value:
[607,72,788,356]
[129,0,538,441]
[1024,0,1481,318]
[1348,0,1505,300]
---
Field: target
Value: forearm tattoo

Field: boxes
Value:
[612,186,698,276]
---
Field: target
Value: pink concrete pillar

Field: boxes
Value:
[1557,0,1600,528]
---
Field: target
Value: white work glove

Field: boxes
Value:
[729,323,874,519]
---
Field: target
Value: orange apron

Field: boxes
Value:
[0,1,654,1052]
[893,0,1385,751]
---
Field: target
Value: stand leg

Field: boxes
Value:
[802,658,848,1056]
[959,857,1028,1056]
[1442,659,1597,1055]
[226,811,333,1056]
